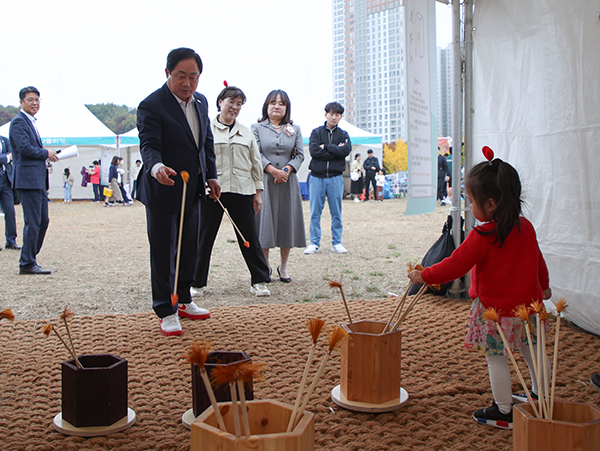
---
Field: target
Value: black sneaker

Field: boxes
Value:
[591,373,600,392]
[511,390,538,404]
[473,402,513,429]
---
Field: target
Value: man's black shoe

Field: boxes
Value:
[5,243,21,250]
[20,265,51,275]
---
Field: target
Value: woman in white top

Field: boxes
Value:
[192,84,271,297]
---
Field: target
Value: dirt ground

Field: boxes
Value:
[0,196,452,322]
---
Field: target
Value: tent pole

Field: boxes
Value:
[448,0,464,298]
[462,0,475,291]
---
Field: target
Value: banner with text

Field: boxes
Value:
[405,0,437,216]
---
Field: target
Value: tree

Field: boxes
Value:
[85,103,137,134]
[0,105,20,127]
[383,138,408,173]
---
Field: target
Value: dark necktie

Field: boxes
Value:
[0,140,4,177]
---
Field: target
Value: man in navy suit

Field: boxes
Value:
[9,87,58,275]
[0,135,20,250]
[137,48,221,336]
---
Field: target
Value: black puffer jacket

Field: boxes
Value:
[308,123,352,178]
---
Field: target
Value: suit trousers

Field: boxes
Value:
[17,188,49,268]
[0,172,17,245]
[194,193,269,288]
[146,201,199,319]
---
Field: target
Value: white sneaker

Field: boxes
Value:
[178,301,210,320]
[304,244,320,254]
[160,313,183,336]
[190,286,205,297]
[331,244,348,254]
[250,282,271,297]
[353,197,360,203]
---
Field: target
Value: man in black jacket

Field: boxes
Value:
[305,102,352,255]
[363,149,380,201]
[0,135,19,250]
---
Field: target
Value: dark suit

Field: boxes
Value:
[137,83,217,319]
[9,111,51,268]
[0,136,18,247]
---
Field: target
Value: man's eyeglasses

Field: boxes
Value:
[23,97,41,104]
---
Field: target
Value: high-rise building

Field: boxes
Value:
[436,45,453,138]
[333,0,407,144]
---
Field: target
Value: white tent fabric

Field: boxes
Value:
[0,89,116,200]
[472,0,600,335]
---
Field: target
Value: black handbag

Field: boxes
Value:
[409,215,463,296]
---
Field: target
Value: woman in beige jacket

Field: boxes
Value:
[191,85,271,297]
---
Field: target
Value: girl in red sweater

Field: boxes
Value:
[409,147,551,430]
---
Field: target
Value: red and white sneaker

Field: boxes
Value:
[178,301,210,320]
[160,313,183,336]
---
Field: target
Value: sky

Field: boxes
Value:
[1,0,453,128]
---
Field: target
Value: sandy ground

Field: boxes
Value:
[0,196,452,322]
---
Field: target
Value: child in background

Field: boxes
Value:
[62,168,74,203]
[375,170,385,202]
[408,146,552,430]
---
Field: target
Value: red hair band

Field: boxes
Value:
[482,146,494,164]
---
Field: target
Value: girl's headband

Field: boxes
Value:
[482,146,501,171]
[482,146,494,163]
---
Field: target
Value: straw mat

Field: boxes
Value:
[1,295,599,450]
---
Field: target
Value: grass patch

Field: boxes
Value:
[365,285,380,293]
[296,297,314,303]
[388,244,397,249]
[369,271,385,277]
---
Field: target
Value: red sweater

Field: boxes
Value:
[90,166,100,184]
[421,218,549,317]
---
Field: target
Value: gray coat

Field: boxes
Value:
[251,121,306,249]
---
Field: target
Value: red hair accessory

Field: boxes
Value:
[482,146,494,164]
[223,80,228,87]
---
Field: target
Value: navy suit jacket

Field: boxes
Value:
[9,111,49,190]
[136,83,217,213]
[0,136,15,186]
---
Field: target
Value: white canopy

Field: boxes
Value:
[472,0,600,335]
[0,88,117,199]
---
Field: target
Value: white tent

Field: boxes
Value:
[472,0,600,335]
[119,118,382,197]
[0,88,117,200]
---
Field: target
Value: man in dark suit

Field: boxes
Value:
[0,135,20,250]
[137,48,221,336]
[9,87,58,274]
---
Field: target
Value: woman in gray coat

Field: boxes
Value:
[251,90,306,282]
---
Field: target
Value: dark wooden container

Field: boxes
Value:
[192,351,253,417]
[62,354,128,428]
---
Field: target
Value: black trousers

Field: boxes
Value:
[364,172,377,200]
[0,172,17,245]
[146,201,199,319]
[17,188,49,268]
[193,192,269,288]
